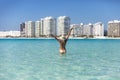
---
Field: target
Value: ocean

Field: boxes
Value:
[0,39,120,80]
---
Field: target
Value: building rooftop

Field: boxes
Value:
[58,16,70,19]
[44,16,55,20]
[108,20,120,23]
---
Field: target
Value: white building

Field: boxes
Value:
[70,24,80,37]
[83,23,93,36]
[93,22,104,37]
[79,23,84,36]
[0,31,20,37]
[25,21,35,37]
[40,18,44,36]
[35,21,41,37]
[43,16,56,37]
[57,16,70,36]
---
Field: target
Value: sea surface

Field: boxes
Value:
[0,38,120,80]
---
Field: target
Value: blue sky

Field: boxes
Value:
[0,0,120,30]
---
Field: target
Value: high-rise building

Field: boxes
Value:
[40,18,44,36]
[20,22,25,37]
[25,21,35,37]
[93,22,104,36]
[70,24,80,37]
[108,20,120,37]
[79,23,84,36]
[25,21,28,37]
[35,21,41,37]
[83,23,93,36]
[43,16,56,37]
[57,16,70,36]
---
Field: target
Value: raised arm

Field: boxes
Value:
[66,27,73,40]
[51,34,59,41]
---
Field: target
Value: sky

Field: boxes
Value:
[0,0,120,30]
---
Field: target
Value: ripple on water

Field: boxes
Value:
[0,39,120,80]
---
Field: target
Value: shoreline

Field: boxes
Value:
[1,37,120,39]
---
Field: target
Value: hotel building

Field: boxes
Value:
[93,22,104,37]
[79,23,84,36]
[70,24,80,37]
[0,31,20,37]
[83,23,93,36]
[108,20,120,37]
[20,22,25,37]
[57,16,70,36]
[25,21,35,37]
[35,21,41,37]
[40,18,44,36]
[43,16,56,37]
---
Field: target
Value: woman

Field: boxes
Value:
[52,28,73,54]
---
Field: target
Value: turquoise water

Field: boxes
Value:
[0,39,120,80]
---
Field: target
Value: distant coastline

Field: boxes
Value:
[1,37,120,40]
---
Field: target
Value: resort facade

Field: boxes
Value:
[57,16,70,36]
[0,31,20,37]
[70,22,104,38]
[108,20,120,37]
[20,16,105,38]
[20,16,71,37]
[43,16,56,37]
[25,21,35,37]
[0,16,120,38]
[20,16,120,37]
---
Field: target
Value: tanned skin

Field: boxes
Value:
[52,28,73,54]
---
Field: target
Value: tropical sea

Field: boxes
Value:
[0,38,120,80]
